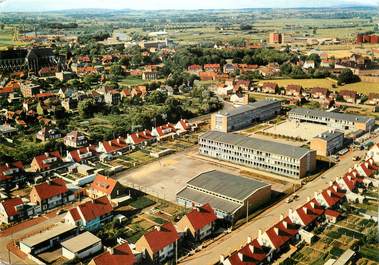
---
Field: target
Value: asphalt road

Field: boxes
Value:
[180,138,375,265]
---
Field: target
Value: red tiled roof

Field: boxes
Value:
[286,85,302,92]
[92,243,136,265]
[100,137,128,153]
[1,197,23,217]
[0,161,24,181]
[186,204,217,231]
[342,174,357,192]
[204,64,221,69]
[321,184,345,208]
[69,208,81,222]
[77,196,113,222]
[188,64,202,71]
[339,90,357,99]
[262,82,278,89]
[33,151,62,170]
[295,198,324,226]
[227,239,267,265]
[154,123,176,137]
[265,217,298,249]
[177,119,191,131]
[325,209,341,218]
[91,175,118,195]
[129,130,153,145]
[32,178,68,201]
[143,223,179,253]
[311,87,329,95]
[69,145,97,163]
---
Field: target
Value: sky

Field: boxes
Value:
[0,0,378,12]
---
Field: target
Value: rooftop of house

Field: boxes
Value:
[91,242,136,265]
[1,197,23,217]
[91,174,119,195]
[142,223,179,253]
[32,177,68,200]
[184,203,217,231]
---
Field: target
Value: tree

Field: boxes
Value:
[110,64,123,76]
[78,99,95,118]
[307,53,321,67]
[337,69,360,85]
[146,90,168,105]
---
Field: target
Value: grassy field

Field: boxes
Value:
[0,27,26,49]
[259,78,379,95]
[258,78,337,89]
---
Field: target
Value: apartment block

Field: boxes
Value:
[199,131,316,179]
[211,100,281,132]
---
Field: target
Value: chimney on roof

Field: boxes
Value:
[332,185,338,192]
[5,163,9,168]
[155,225,161,231]
[303,207,308,215]
[274,227,279,235]
[247,236,252,244]
[283,221,288,229]
[365,162,369,168]
[44,152,49,157]
[108,141,112,145]
[117,138,121,144]
[196,207,200,212]
[237,252,243,261]
[107,247,114,255]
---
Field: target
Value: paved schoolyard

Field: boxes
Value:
[116,147,289,203]
[261,120,337,141]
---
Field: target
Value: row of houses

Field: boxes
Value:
[221,157,378,265]
[259,82,379,105]
[0,118,196,189]
[0,174,122,224]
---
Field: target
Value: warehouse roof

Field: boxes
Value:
[289,108,372,123]
[200,131,312,159]
[218,100,280,116]
[21,223,77,247]
[61,232,101,253]
[187,170,270,201]
[177,187,242,214]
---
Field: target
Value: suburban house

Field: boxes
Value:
[135,223,179,263]
[126,130,155,147]
[204,64,221,73]
[87,174,124,200]
[98,137,131,155]
[0,161,26,189]
[0,197,24,224]
[310,87,330,99]
[29,178,75,211]
[187,64,202,75]
[324,209,342,223]
[258,216,299,253]
[338,90,357,103]
[223,63,237,74]
[356,158,378,177]
[285,85,303,97]
[64,196,113,231]
[233,80,250,92]
[142,71,159,80]
[368,143,379,164]
[175,119,196,134]
[104,89,121,105]
[288,198,324,229]
[367,93,379,105]
[131,86,147,98]
[314,184,345,208]
[151,123,177,141]
[66,145,98,164]
[89,242,136,265]
[30,151,66,174]
[64,131,88,148]
[223,238,271,265]
[177,204,217,241]
[36,127,61,142]
[261,82,278,94]
[199,71,217,81]
[303,60,315,69]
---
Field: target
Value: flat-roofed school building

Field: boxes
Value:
[310,130,344,156]
[176,170,271,222]
[288,108,375,132]
[199,131,316,179]
[211,100,281,132]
